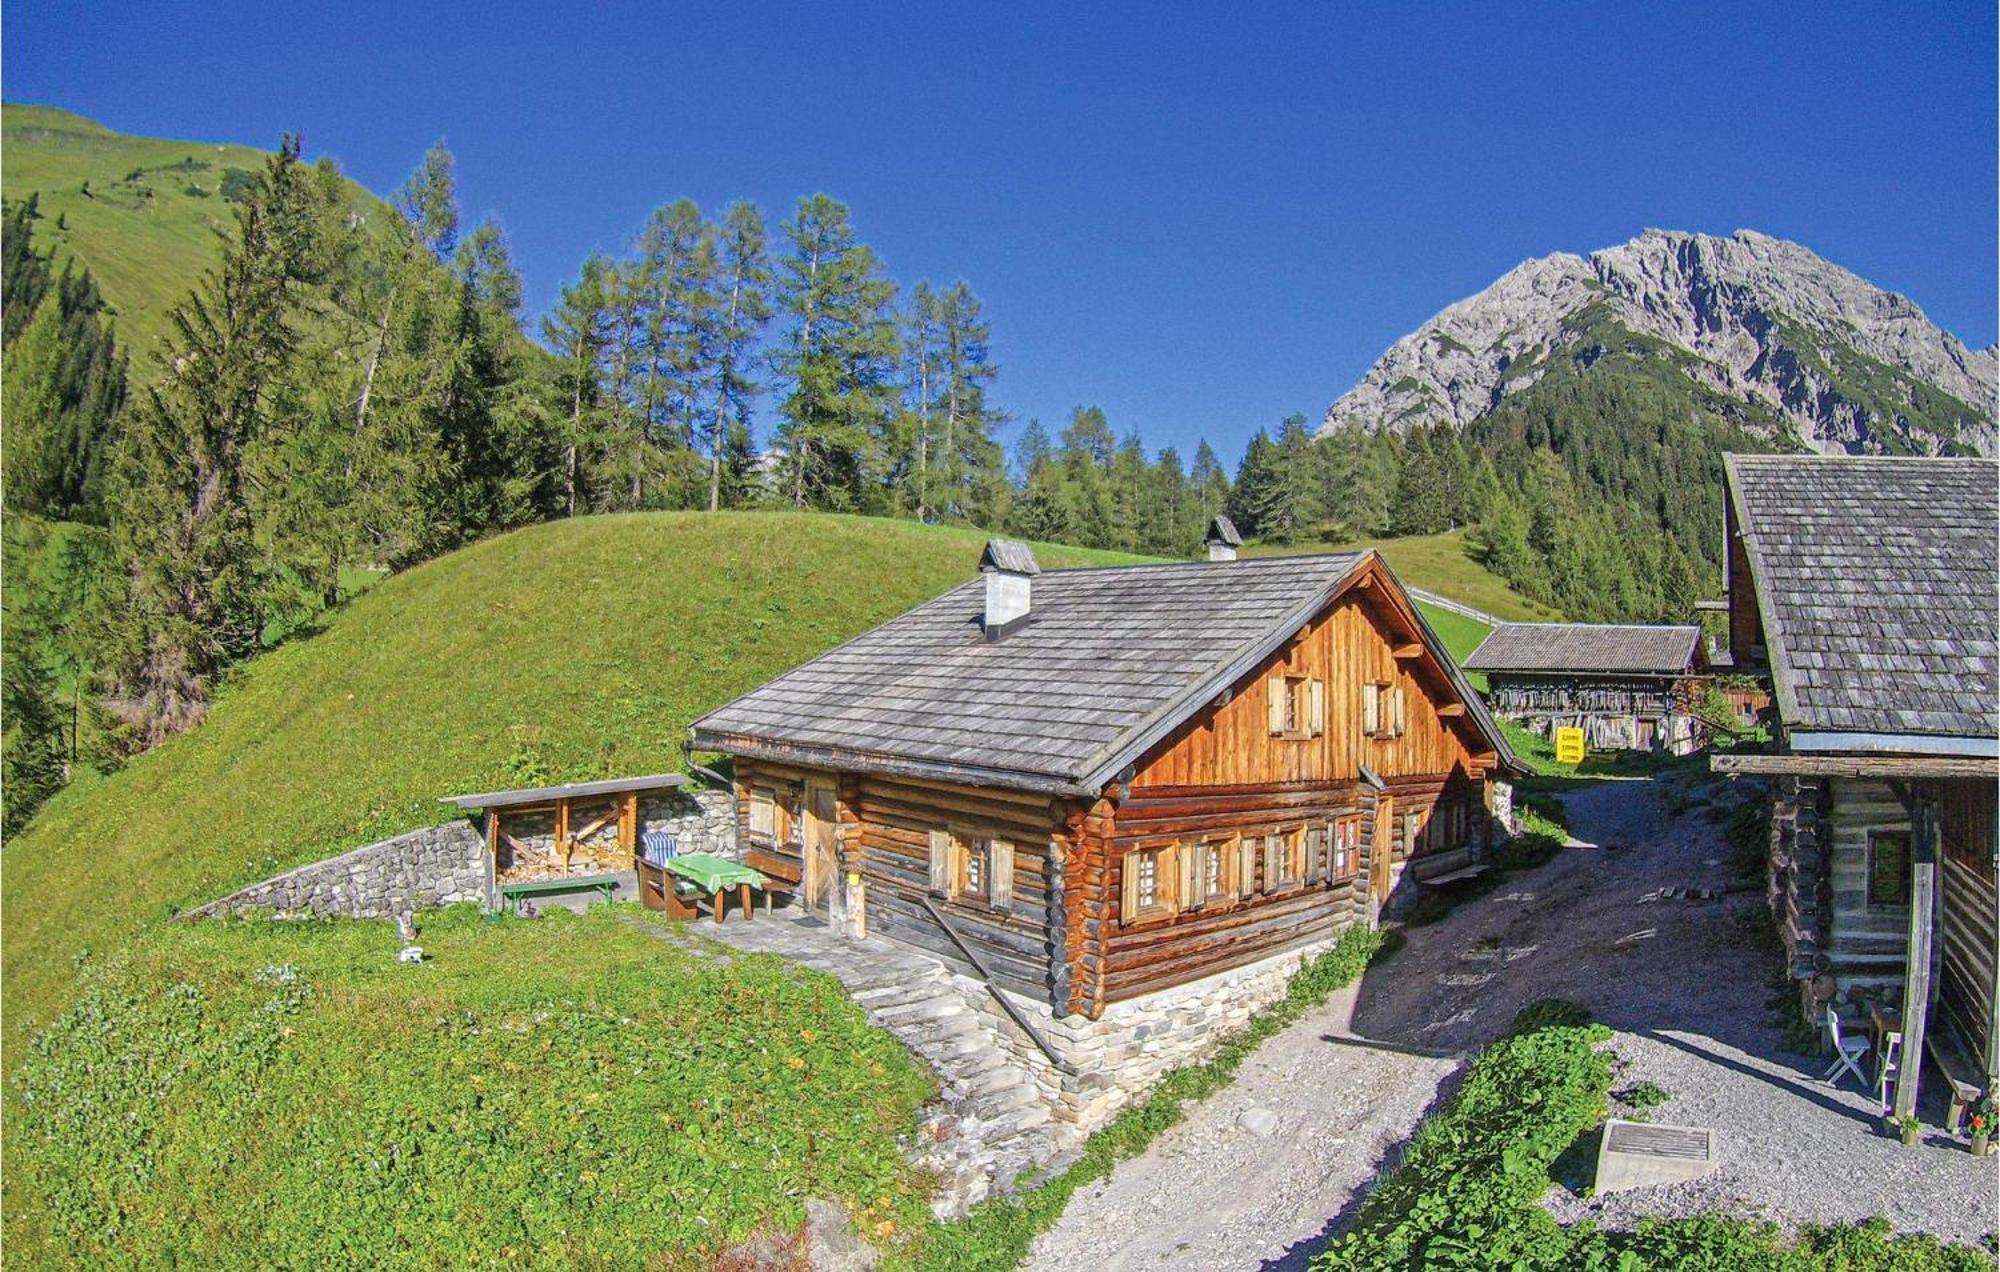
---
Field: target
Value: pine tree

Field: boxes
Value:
[1259,414,1320,543]
[1190,439,1231,521]
[1226,429,1278,538]
[935,281,1002,523]
[539,255,615,517]
[772,195,899,510]
[703,202,770,511]
[1,290,70,511]
[104,135,327,740]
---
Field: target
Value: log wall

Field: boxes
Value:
[1933,778,1999,1082]
[1825,778,1914,994]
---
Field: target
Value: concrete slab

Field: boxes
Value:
[1594,1118,1717,1195]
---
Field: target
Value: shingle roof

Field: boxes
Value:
[980,538,1042,576]
[1206,514,1242,547]
[1462,624,1702,675]
[691,552,1515,793]
[1725,454,1999,744]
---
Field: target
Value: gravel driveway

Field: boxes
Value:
[1028,773,1998,1269]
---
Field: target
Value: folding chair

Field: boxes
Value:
[1822,1005,1871,1090]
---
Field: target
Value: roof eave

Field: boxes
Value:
[1786,729,1999,759]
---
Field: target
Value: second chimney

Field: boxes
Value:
[979,539,1040,639]
[1205,514,1242,562]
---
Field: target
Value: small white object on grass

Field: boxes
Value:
[398,946,424,964]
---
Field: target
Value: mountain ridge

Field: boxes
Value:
[1321,228,1996,456]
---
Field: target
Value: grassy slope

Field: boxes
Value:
[1,512,1143,1063]
[0,103,387,377]
[1245,528,1559,623]
[8,905,934,1267]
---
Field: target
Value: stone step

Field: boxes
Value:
[869,995,975,1029]
[969,1081,1045,1122]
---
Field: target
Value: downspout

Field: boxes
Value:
[680,739,733,792]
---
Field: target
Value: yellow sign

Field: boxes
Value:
[1554,727,1586,765]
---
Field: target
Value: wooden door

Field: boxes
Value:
[804,780,837,914]
[1370,794,1396,906]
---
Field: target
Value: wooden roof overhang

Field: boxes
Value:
[1710,752,2000,780]
[441,772,688,812]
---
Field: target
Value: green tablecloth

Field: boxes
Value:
[663,852,769,894]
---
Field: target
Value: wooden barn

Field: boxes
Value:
[689,533,1519,1022]
[1462,622,1711,755]
[1711,454,1998,1126]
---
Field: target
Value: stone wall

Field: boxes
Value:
[186,822,490,920]
[186,787,742,922]
[954,931,1349,1131]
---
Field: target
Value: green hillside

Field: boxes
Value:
[1246,528,1558,623]
[0,103,389,376]
[0,512,1142,1059]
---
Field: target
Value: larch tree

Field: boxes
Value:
[703,201,771,512]
[540,254,616,517]
[771,194,899,510]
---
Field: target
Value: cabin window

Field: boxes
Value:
[748,787,778,839]
[1121,845,1176,923]
[1183,839,1232,909]
[932,830,1014,909]
[1362,682,1405,739]
[1867,830,1909,907]
[1262,826,1306,891]
[1333,816,1361,880]
[1267,675,1325,738]
[1306,825,1327,882]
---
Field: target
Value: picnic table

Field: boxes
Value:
[665,853,769,924]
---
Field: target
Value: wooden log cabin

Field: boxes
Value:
[689,532,1520,1021]
[1710,455,1999,1126]
[1462,622,1713,755]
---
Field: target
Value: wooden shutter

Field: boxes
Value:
[1235,835,1256,898]
[1393,685,1407,736]
[1308,825,1326,882]
[1363,683,1380,735]
[1179,842,1200,909]
[991,839,1014,910]
[1267,676,1286,734]
[1120,850,1140,922]
[1404,812,1420,856]
[928,829,951,895]
[1308,679,1326,736]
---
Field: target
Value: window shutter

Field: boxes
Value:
[1393,685,1407,736]
[1363,683,1380,735]
[928,829,951,895]
[1309,679,1326,736]
[1262,834,1278,892]
[1267,676,1286,734]
[991,839,1014,910]
[1180,842,1199,909]
[1308,826,1326,882]
[1162,843,1182,910]
[1120,850,1140,922]
[1235,835,1256,898]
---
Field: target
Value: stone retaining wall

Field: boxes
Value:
[493,789,739,862]
[185,822,490,920]
[186,788,741,922]
[955,931,1348,1131]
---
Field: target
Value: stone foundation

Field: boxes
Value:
[951,932,1348,1133]
[185,822,490,920]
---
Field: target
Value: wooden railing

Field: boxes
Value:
[919,896,1077,1075]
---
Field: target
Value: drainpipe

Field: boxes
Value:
[680,739,733,791]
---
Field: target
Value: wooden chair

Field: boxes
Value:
[636,832,699,920]
[1822,1006,1870,1091]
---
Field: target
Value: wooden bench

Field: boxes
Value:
[744,849,800,912]
[1926,1030,1988,1135]
[500,875,618,916]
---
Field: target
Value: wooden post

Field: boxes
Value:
[1893,798,1939,1119]
[555,799,572,872]
[619,792,639,868]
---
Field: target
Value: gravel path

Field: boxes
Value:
[1028,774,1998,1269]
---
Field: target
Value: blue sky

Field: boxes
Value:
[7,1,1995,464]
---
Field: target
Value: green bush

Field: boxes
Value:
[7,907,935,1267]
[1313,1000,1989,1271]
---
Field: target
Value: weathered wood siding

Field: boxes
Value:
[1132,574,1489,789]
[1933,778,1998,1081]
[847,773,1062,1000]
[1825,778,1913,993]
[733,757,809,881]
[1093,782,1366,1010]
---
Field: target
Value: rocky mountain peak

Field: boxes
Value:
[1321,229,1996,455]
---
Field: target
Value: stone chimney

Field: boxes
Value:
[1205,514,1242,562]
[979,539,1040,639]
